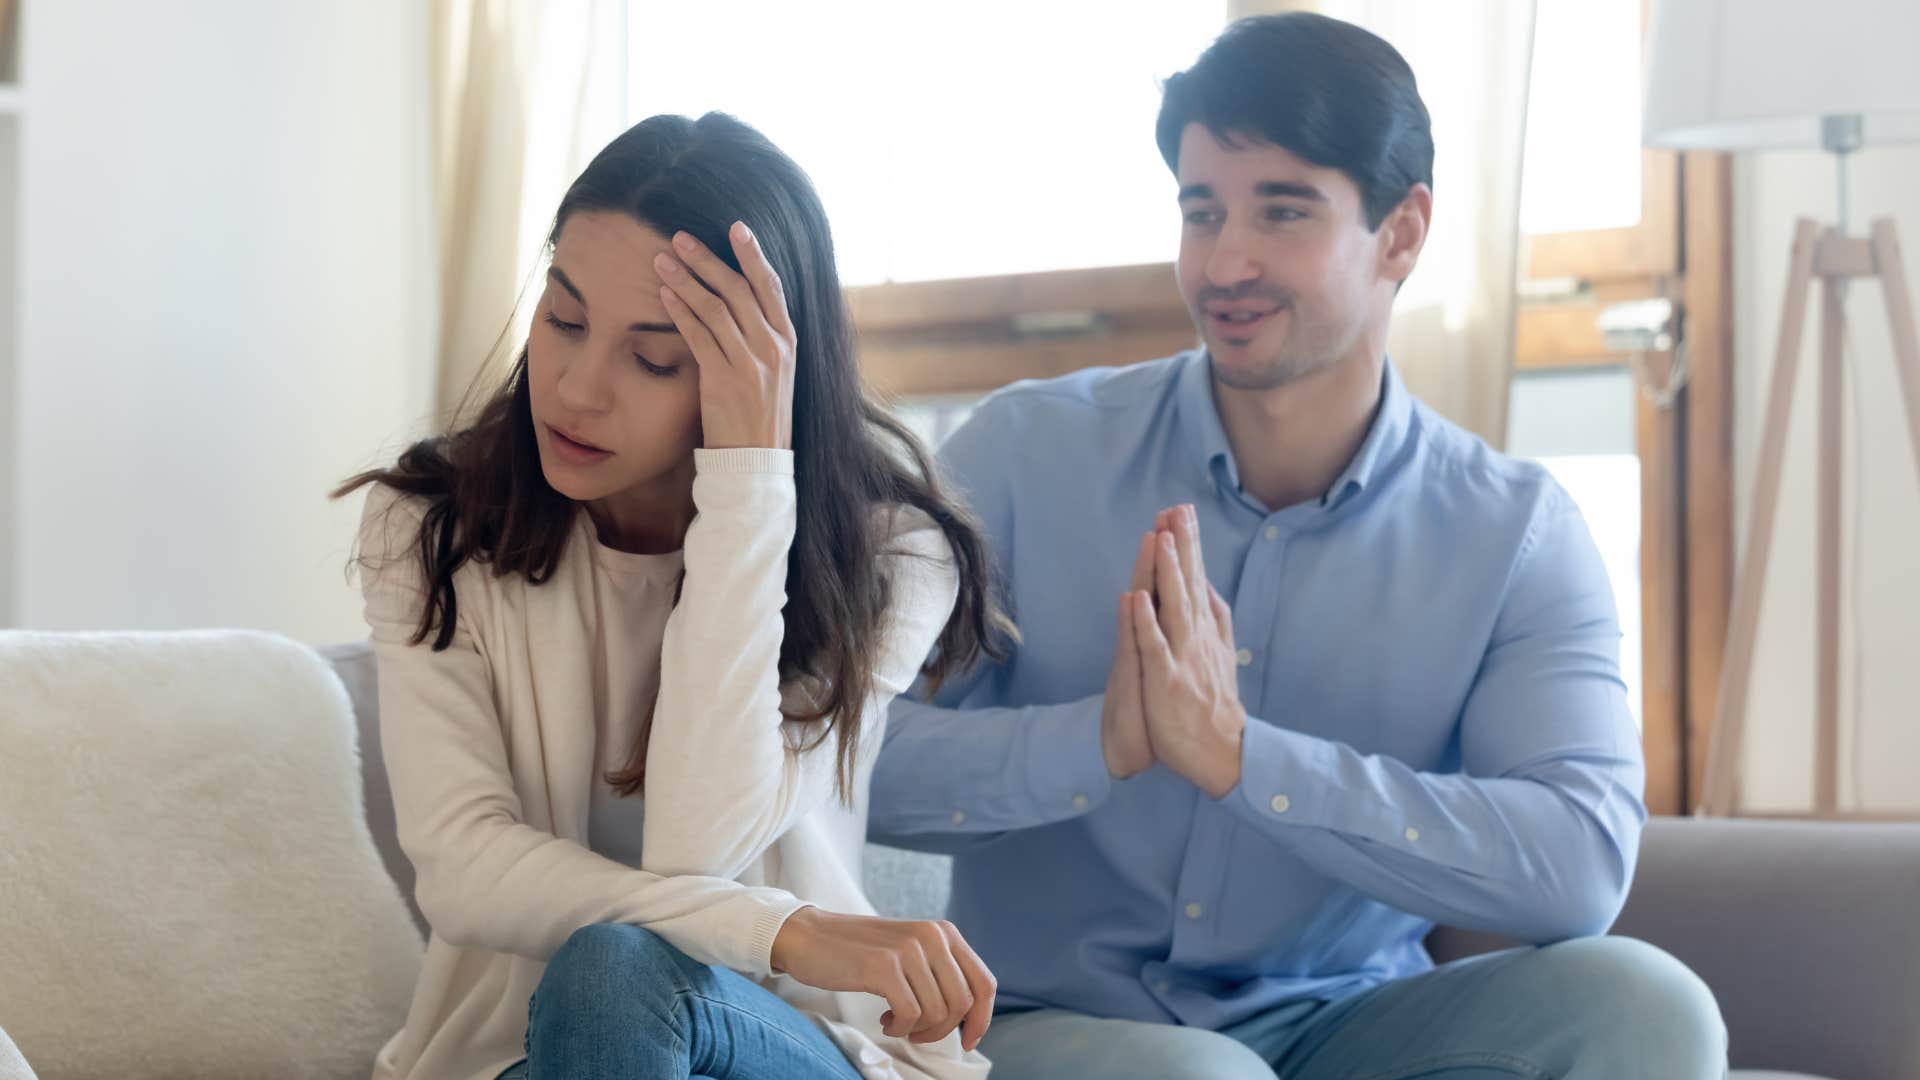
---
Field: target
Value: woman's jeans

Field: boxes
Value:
[494,922,863,1080]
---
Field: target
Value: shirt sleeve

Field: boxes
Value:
[639,449,963,881]
[357,483,806,974]
[869,397,1115,851]
[1219,486,1647,943]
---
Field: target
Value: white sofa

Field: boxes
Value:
[3,630,1917,1079]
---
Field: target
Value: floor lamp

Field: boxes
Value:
[1641,0,1920,816]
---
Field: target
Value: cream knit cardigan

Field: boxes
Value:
[359,448,990,1080]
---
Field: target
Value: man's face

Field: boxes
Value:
[1173,124,1399,392]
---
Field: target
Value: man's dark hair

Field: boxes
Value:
[1156,12,1434,230]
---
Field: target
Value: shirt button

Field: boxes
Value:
[951,809,968,826]
[1404,826,1421,843]
[1264,525,1280,541]
[1184,902,1204,920]
[1072,793,1090,811]
[1270,794,1291,814]
[1154,978,1172,994]
[1236,647,1253,666]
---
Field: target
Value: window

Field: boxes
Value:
[628,1,1226,286]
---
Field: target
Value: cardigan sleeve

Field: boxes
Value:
[639,449,960,880]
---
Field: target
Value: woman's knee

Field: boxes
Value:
[540,923,699,1005]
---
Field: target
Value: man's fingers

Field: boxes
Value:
[1208,581,1235,644]
[1176,505,1210,627]
[1130,591,1173,677]
[1129,530,1156,594]
[1153,531,1193,648]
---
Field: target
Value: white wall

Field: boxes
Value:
[1732,144,1920,813]
[15,1,438,643]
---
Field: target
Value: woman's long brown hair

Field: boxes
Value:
[337,113,1011,801]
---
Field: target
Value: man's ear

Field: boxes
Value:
[1378,183,1432,286]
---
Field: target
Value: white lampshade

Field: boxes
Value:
[1644,0,1920,150]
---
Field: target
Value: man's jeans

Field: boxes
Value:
[978,937,1727,1079]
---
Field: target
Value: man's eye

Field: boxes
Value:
[1184,210,1220,226]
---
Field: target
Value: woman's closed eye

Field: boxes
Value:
[636,353,680,378]
[544,311,585,336]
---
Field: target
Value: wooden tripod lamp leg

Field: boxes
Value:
[1872,220,1920,499]
[1699,219,1824,815]
[1815,260,1845,814]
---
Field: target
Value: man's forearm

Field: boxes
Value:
[870,694,1114,847]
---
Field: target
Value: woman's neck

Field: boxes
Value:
[585,460,697,555]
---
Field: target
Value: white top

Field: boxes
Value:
[358,448,989,1080]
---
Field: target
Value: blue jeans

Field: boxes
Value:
[494,923,863,1080]
[977,937,1728,1079]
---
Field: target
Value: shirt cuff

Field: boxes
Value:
[694,447,796,476]
[1220,718,1399,844]
[1019,693,1113,820]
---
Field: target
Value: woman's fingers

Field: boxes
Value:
[947,924,997,1052]
[876,962,920,1040]
[658,286,729,372]
[655,252,756,370]
[914,925,974,1044]
[667,231,770,343]
[727,221,796,343]
[896,941,948,1041]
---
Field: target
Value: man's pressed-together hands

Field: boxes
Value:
[1102,504,1248,798]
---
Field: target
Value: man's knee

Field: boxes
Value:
[1527,937,1726,1071]
[982,1010,1275,1080]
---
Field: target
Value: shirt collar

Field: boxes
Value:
[1176,350,1415,512]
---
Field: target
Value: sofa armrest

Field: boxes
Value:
[1,1024,41,1080]
[1616,816,1920,1078]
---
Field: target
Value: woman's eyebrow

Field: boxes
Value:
[549,265,676,333]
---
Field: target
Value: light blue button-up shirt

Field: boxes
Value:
[871,349,1645,1029]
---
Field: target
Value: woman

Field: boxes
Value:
[340,112,1007,1080]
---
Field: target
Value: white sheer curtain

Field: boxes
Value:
[1232,0,1536,448]
[428,0,628,417]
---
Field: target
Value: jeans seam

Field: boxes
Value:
[1345,1050,1557,1080]
[677,986,856,1077]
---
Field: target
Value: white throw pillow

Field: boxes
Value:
[0,630,422,1080]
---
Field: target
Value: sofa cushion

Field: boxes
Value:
[0,630,423,1080]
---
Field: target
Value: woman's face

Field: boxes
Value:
[527,212,703,505]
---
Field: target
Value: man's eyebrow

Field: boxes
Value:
[1255,180,1328,202]
[1177,183,1214,202]
[548,266,676,333]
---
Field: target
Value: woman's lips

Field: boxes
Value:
[546,424,612,464]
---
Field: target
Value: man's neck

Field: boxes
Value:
[1212,351,1387,513]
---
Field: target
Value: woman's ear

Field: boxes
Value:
[1378,183,1432,286]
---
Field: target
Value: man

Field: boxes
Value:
[870,12,1727,1079]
